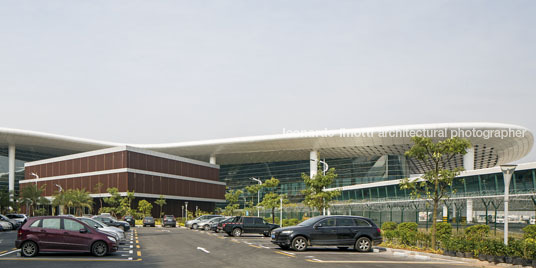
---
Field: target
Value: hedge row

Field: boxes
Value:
[381,222,536,266]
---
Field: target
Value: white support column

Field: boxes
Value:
[466,199,473,223]
[453,205,457,221]
[443,205,448,218]
[209,155,216,165]
[463,147,475,171]
[310,150,318,178]
[8,145,15,201]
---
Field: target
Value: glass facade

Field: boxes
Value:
[0,147,65,195]
[336,168,536,202]
[219,154,409,202]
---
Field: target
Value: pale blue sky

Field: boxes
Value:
[1,0,535,161]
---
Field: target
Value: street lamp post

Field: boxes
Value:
[185,202,189,223]
[500,164,517,245]
[181,206,184,219]
[319,160,329,215]
[250,177,262,217]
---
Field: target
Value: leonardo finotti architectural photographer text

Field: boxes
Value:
[282,128,527,139]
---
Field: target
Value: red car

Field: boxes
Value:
[15,216,118,257]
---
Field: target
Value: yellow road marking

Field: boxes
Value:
[248,244,262,249]
[274,251,295,257]
[0,251,6,254]
[137,251,141,257]
[217,237,224,239]
[136,240,139,244]
[136,245,140,248]
[305,260,465,264]
[0,258,142,262]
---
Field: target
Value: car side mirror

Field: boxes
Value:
[315,224,323,229]
[79,228,88,233]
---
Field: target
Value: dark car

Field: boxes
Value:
[209,217,230,232]
[223,216,279,237]
[143,217,155,227]
[92,216,130,231]
[123,215,135,227]
[0,214,20,229]
[15,216,118,257]
[271,216,382,252]
[162,215,176,227]
[217,216,238,233]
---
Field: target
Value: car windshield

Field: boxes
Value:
[297,217,322,226]
[82,218,104,228]
[145,217,153,220]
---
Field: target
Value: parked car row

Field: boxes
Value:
[188,214,383,253]
[0,214,24,230]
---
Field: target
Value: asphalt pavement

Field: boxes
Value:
[0,226,482,268]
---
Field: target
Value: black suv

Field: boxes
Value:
[271,216,382,252]
[92,216,131,231]
[223,216,279,237]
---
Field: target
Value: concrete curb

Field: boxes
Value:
[383,247,530,267]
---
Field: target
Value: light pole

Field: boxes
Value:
[500,164,517,245]
[317,159,329,215]
[181,206,184,220]
[185,202,189,223]
[55,184,63,215]
[250,177,262,217]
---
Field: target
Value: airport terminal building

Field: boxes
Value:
[0,122,534,221]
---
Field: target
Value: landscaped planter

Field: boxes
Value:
[513,257,525,265]
[464,252,474,258]
[478,254,487,261]
[456,252,464,258]
[521,258,533,267]
[486,255,495,262]
[505,256,514,264]
[494,256,505,263]
[531,259,536,268]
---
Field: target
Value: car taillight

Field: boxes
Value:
[18,229,22,237]
[222,223,227,227]
[377,228,381,234]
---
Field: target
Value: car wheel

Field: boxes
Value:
[232,228,242,237]
[91,241,108,257]
[263,230,272,237]
[355,237,372,252]
[279,245,290,250]
[21,241,38,257]
[192,224,198,230]
[337,247,349,250]
[291,236,308,251]
[204,225,210,231]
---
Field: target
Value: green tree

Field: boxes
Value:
[70,189,93,216]
[138,199,153,217]
[20,184,49,216]
[119,191,135,216]
[0,187,14,214]
[94,182,104,211]
[245,184,262,214]
[400,136,471,250]
[155,195,167,220]
[301,160,340,213]
[102,187,122,217]
[52,190,68,215]
[260,192,288,224]
[224,189,243,216]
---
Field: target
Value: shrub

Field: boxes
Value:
[506,238,524,257]
[383,230,398,243]
[382,221,398,231]
[446,236,465,252]
[435,222,452,248]
[465,224,490,240]
[282,218,300,227]
[522,238,536,260]
[522,225,536,240]
[397,222,418,246]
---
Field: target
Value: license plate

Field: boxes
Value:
[271,234,275,239]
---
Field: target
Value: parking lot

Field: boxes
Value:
[0,226,481,268]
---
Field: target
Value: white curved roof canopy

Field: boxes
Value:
[0,123,533,171]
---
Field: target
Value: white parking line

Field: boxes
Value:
[197,247,210,254]
[0,249,19,257]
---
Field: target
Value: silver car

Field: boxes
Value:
[198,217,225,231]
[0,220,12,231]
[77,217,125,243]
[185,215,222,229]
